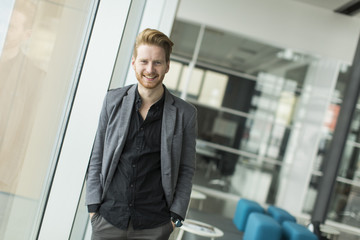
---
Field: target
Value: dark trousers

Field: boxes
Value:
[91,212,174,240]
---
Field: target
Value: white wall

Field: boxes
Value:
[177,0,360,64]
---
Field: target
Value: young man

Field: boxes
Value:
[86,28,197,240]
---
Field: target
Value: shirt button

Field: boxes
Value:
[130,184,134,187]
[129,203,133,207]
[132,164,136,168]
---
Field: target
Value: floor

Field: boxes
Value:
[181,207,243,240]
[178,195,360,240]
[180,157,360,240]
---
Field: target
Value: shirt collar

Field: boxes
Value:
[135,85,165,111]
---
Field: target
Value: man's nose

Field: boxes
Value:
[146,63,154,72]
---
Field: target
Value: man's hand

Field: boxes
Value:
[171,221,175,229]
[89,212,95,218]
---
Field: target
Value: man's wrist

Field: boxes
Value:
[171,216,183,227]
[170,212,183,227]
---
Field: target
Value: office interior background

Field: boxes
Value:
[0,0,360,239]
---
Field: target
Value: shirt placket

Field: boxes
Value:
[130,109,146,209]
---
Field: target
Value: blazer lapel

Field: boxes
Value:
[115,86,136,149]
[103,85,136,195]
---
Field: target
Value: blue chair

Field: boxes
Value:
[267,205,296,224]
[233,198,265,231]
[282,221,318,240]
[243,212,282,240]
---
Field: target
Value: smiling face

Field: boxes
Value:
[132,44,169,91]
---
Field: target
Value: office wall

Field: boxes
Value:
[177,0,360,64]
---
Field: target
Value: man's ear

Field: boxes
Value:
[131,56,135,69]
[165,61,170,73]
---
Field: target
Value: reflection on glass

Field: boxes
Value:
[169,19,325,210]
[163,61,182,91]
[194,149,282,204]
[0,0,96,238]
[170,14,359,238]
[179,66,203,96]
[70,183,91,240]
[304,177,360,229]
[310,63,360,228]
[198,70,228,108]
[0,0,45,194]
[170,20,201,59]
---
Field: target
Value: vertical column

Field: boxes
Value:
[311,37,360,226]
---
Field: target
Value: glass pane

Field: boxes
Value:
[169,19,325,210]
[189,69,296,161]
[310,63,360,229]
[0,0,96,238]
[194,149,282,204]
[164,60,182,91]
[334,64,352,101]
[198,26,283,76]
[178,66,203,96]
[70,184,90,240]
[170,20,201,59]
[198,70,228,108]
[304,177,360,229]
[338,137,360,180]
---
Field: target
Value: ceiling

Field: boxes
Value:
[171,20,317,87]
[294,0,360,17]
[170,1,359,87]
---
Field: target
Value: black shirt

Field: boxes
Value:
[98,88,170,230]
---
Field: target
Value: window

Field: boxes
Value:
[0,0,97,238]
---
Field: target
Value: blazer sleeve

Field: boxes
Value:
[170,107,197,218]
[85,94,109,206]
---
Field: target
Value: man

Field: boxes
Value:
[86,28,197,240]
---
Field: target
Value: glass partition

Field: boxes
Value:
[0,0,97,238]
[304,63,360,231]
[166,19,335,211]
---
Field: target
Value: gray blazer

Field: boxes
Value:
[86,84,197,219]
